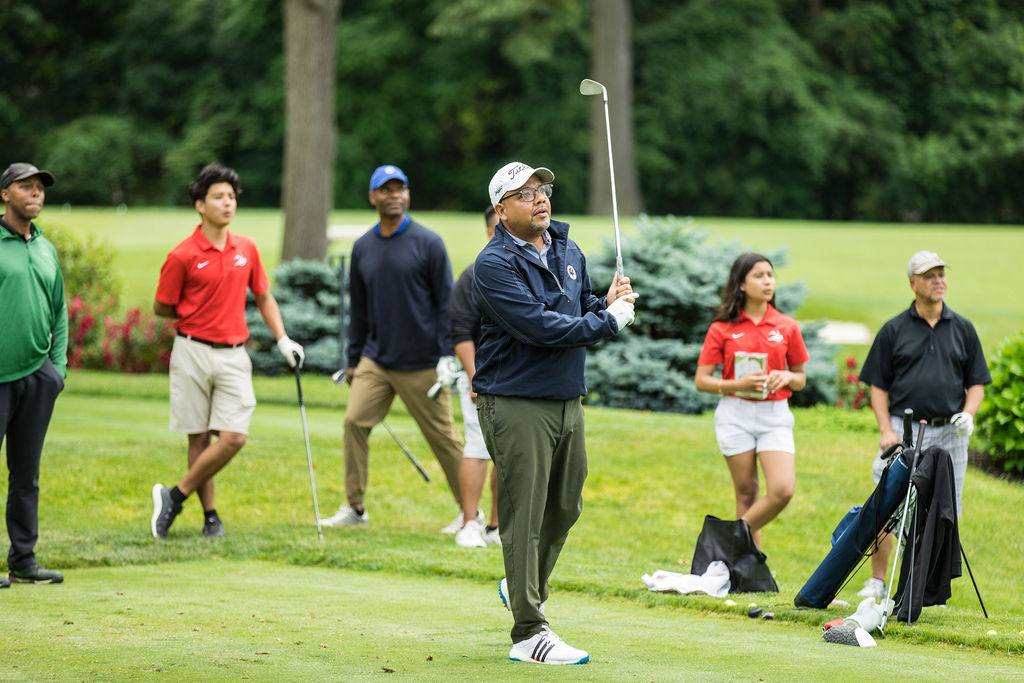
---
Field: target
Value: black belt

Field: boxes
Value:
[177,331,244,349]
[921,416,952,427]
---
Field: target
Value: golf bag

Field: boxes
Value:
[794,413,918,609]
[691,515,778,593]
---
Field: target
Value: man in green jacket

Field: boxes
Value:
[0,162,68,587]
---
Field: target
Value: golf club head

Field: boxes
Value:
[579,78,606,97]
[331,369,346,385]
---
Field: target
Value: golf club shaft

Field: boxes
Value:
[294,365,324,541]
[599,90,623,279]
[381,419,431,482]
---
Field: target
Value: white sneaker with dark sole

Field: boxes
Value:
[481,525,501,546]
[509,628,589,665]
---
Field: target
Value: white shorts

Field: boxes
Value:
[873,415,967,516]
[457,372,491,460]
[713,395,795,456]
[168,335,256,435]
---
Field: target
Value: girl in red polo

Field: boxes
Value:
[695,253,808,550]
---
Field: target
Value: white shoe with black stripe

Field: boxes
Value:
[509,627,588,665]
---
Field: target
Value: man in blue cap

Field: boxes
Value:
[0,162,67,586]
[322,165,467,529]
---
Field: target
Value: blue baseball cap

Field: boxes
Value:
[369,165,408,191]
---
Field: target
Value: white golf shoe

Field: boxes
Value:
[856,577,886,599]
[481,525,501,546]
[455,520,487,548]
[509,628,589,665]
[321,505,367,527]
[441,508,483,534]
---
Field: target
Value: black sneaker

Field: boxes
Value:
[151,484,182,538]
[202,514,225,538]
[9,564,64,584]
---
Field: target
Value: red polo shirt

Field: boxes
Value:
[697,304,809,401]
[155,227,269,345]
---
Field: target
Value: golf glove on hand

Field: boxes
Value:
[607,298,635,330]
[277,336,305,368]
[951,412,974,437]
[435,356,460,386]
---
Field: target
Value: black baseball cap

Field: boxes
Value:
[1,163,56,190]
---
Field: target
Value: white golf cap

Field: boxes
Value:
[488,161,554,206]
[907,250,948,277]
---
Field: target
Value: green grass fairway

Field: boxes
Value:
[2,561,1021,681]
[1,371,1019,680]
[41,208,1022,354]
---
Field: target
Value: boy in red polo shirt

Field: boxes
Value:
[695,253,808,551]
[151,163,304,538]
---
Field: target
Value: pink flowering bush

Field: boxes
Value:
[836,356,867,410]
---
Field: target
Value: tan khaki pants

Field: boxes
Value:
[343,357,463,508]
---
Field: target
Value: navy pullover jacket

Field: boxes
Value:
[471,219,619,400]
[347,217,454,370]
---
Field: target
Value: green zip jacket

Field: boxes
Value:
[0,218,68,382]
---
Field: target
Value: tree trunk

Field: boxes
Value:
[587,0,642,216]
[281,0,342,261]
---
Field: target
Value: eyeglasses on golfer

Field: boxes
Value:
[501,183,554,203]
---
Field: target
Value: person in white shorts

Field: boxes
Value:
[449,207,501,548]
[855,250,989,599]
[695,253,809,550]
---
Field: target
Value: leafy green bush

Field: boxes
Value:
[246,259,342,375]
[584,215,836,413]
[975,331,1024,473]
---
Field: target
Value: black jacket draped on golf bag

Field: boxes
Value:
[691,515,778,593]
[794,444,913,609]
[893,446,962,623]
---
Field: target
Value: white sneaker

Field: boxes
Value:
[321,505,368,527]
[441,508,483,534]
[856,578,886,599]
[509,628,588,665]
[498,577,543,614]
[481,525,502,546]
[455,520,487,548]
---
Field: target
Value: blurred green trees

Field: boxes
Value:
[3,0,1024,222]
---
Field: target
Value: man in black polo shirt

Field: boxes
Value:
[855,250,990,599]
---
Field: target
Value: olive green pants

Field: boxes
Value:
[477,394,587,643]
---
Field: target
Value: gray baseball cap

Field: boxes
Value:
[907,250,948,277]
[1,163,56,190]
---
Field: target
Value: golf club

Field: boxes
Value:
[330,369,432,483]
[580,77,624,279]
[294,360,324,541]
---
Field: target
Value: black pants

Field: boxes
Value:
[0,358,63,571]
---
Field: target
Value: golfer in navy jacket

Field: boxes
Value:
[473,161,636,665]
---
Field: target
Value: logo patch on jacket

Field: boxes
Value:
[566,265,577,280]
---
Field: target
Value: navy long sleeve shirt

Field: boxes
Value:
[346,217,454,370]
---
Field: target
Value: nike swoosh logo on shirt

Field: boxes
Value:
[197,261,210,269]
[731,332,744,339]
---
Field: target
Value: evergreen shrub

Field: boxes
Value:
[584,215,836,413]
[246,259,343,375]
[975,331,1024,473]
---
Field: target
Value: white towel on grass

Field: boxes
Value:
[641,560,731,597]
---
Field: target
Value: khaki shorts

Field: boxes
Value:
[168,335,256,435]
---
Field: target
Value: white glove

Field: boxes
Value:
[277,336,305,368]
[435,356,460,386]
[951,412,974,437]
[607,298,635,330]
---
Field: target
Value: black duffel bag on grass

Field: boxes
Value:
[690,515,779,593]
